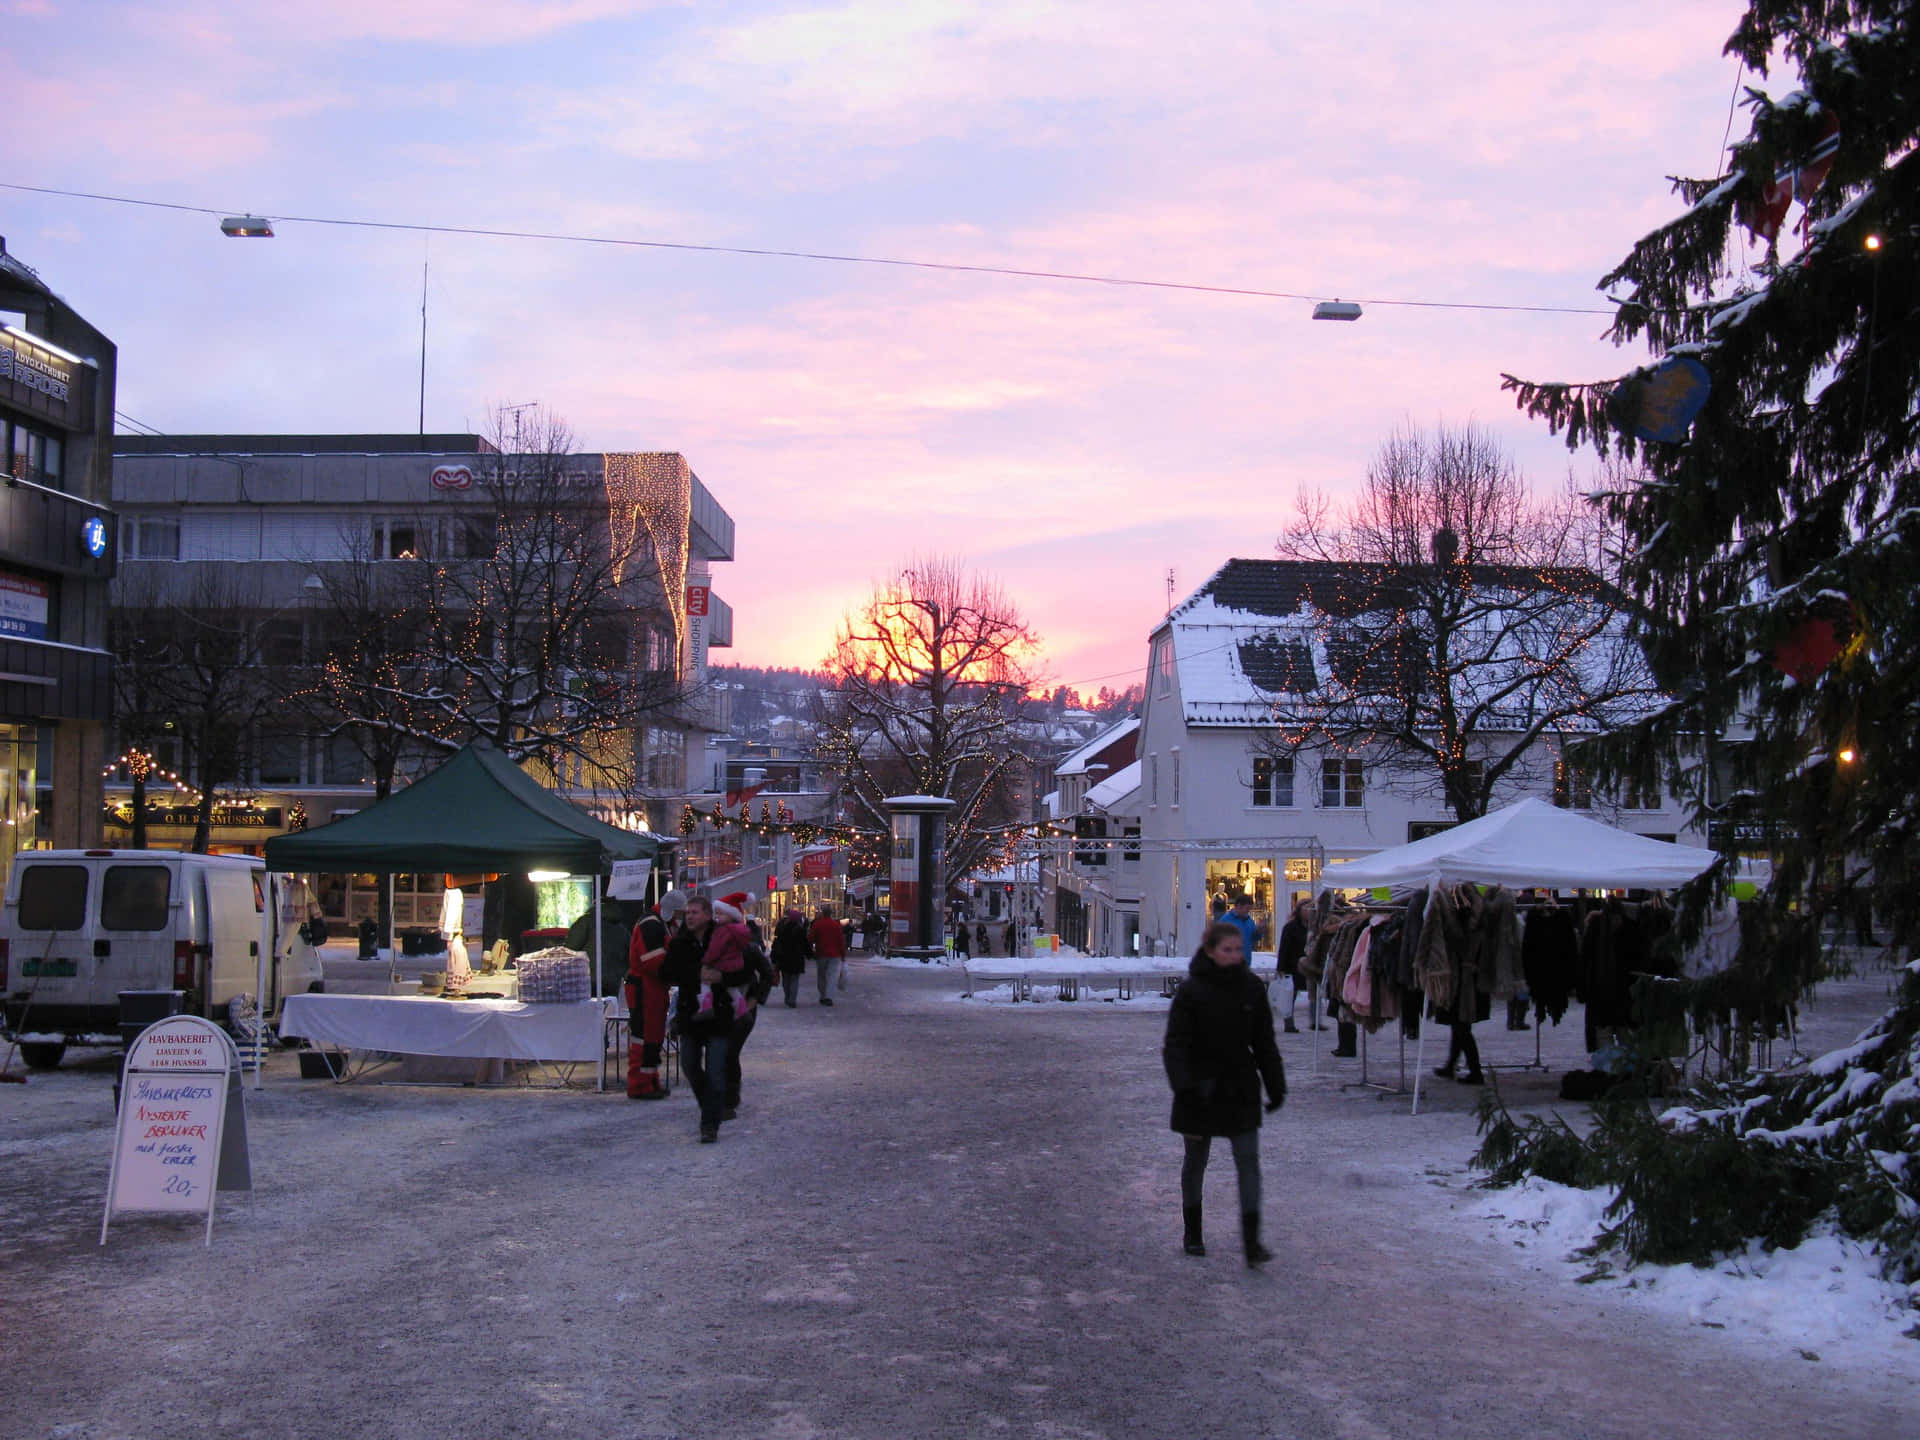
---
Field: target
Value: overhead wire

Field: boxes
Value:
[2,180,1618,317]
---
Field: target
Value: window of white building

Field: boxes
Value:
[1148,753,1159,806]
[1322,756,1364,808]
[1153,638,1175,696]
[1171,748,1181,807]
[1553,760,1594,810]
[1251,755,1294,807]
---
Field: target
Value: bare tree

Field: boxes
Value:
[307,408,699,814]
[1268,421,1660,822]
[115,569,290,853]
[818,557,1040,883]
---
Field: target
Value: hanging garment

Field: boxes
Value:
[1480,887,1524,997]
[1415,889,1459,1013]
[1681,904,1741,979]
[1521,906,1579,1024]
[1342,921,1378,1017]
[1395,887,1428,991]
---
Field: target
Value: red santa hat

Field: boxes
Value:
[719,891,751,908]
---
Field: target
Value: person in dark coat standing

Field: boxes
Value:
[770,907,812,1008]
[1163,920,1287,1265]
[1275,899,1308,1034]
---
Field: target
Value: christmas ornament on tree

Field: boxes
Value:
[679,803,697,837]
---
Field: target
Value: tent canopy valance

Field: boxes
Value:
[263,744,657,875]
[1321,798,1716,893]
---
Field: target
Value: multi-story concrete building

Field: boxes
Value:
[0,240,118,874]
[1138,559,1700,958]
[109,435,734,927]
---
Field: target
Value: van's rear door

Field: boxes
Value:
[98,861,177,1007]
[10,861,98,1023]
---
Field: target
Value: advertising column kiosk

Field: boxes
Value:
[884,795,955,961]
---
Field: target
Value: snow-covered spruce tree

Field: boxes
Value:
[1507,1,1919,943]
[1490,0,1919,1285]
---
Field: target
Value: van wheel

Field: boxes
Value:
[18,1042,66,1070]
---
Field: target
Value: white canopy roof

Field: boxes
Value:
[1322,798,1717,892]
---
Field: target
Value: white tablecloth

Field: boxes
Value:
[281,993,612,1064]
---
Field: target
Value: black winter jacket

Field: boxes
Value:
[770,917,813,976]
[1163,953,1287,1137]
[662,921,737,1037]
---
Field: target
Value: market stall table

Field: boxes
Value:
[280,992,616,1089]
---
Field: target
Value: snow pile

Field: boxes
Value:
[1476,1178,1919,1362]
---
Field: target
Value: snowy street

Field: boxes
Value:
[3,961,1914,1440]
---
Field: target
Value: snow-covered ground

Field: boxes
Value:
[1474,1178,1919,1365]
[4,957,1914,1438]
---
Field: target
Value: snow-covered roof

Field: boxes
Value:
[1084,759,1141,814]
[1162,559,1652,732]
[1044,790,1062,820]
[1053,717,1140,776]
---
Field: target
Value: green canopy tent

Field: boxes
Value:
[264,743,657,876]
[264,744,660,999]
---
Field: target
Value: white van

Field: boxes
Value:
[1,850,321,1070]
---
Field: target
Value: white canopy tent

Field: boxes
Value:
[1322,799,1719,1117]
[1322,798,1717,893]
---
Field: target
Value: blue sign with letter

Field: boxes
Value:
[81,516,109,558]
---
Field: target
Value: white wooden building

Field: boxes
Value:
[1137,560,1698,958]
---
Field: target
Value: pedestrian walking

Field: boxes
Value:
[975,921,991,958]
[771,907,812,1008]
[661,895,738,1142]
[1222,894,1259,958]
[1162,920,1287,1265]
[1275,899,1307,1034]
[809,904,848,1005]
[954,922,971,960]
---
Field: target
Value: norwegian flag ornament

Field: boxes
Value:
[1740,112,1841,244]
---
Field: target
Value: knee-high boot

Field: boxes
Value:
[1182,1203,1205,1257]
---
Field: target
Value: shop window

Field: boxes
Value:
[1251,755,1294,807]
[1554,760,1593,810]
[1322,757,1365,808]
[17,864,87,931]
[101,865,172,931]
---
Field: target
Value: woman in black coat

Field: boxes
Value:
[770,909,813,1008]
[1163,921,1287,1264]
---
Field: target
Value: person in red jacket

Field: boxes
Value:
[808,905,848,1006]
[624,900,675,1099]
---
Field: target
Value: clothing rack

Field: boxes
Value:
[1341,1020,1408,1096]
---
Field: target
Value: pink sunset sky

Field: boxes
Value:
[3,0,1763,690]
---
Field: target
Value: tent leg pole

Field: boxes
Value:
[255,876,274,1089]
[593,884,604,1094]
